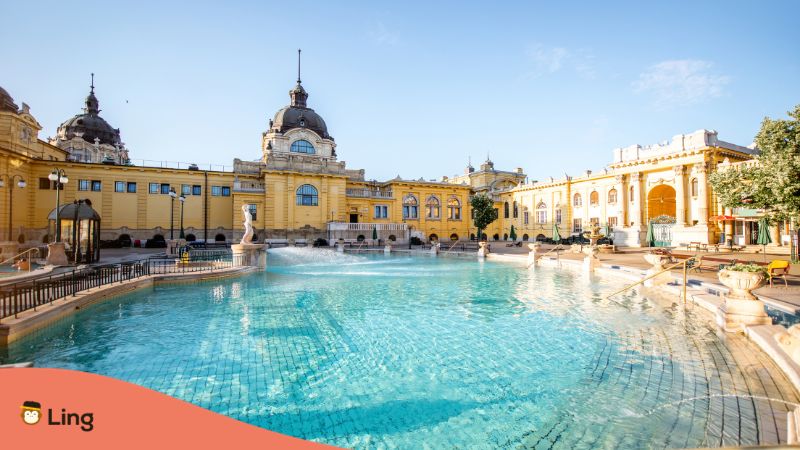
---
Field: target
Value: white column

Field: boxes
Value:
[694,162,709,225]
[630,172,643,228]
[615,174,626,228]
[674,165,687,226]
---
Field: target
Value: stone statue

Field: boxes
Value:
[241,204,254,244]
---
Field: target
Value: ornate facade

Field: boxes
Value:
[0,68,782,252]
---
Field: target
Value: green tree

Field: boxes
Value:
[709,104,800,222]
[509,224,517,241]
[470,193,497,242]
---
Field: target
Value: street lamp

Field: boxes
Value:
[0,175,26,241]
[179,194,186,239]
[48,169,68,242]
[168,188,177,240]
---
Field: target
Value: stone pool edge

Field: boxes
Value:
[0,266,260,347]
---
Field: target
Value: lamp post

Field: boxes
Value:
[179,194,186,239]
[168,188,177,240]
[0,175,26,241]
[48,169,68,242]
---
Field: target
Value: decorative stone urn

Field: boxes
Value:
[336,238,345,252]
[643,253,672,287]
[477,242,489,258]
[527,242,541,267]
[46,242,69,266]
[718,268,766,300]
[776,325,800,366]
[716,268,770,333]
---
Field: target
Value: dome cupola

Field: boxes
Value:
[268,50,331,140]
[57,74,122,146]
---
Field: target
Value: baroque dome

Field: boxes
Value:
[0,86,19,112]
[58,83,121,146]
[269,79,331,140]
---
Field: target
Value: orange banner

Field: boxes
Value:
[0,368,338,449]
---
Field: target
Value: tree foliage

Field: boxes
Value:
[470,193,497,241]
[709,104,800,221]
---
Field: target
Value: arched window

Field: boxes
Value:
[522,234,529,241]
[573,193,582,207]
[448,196,461,220]
[504,202,510,218]
[449,233,459,241]
[426,195,440,219]
[296,184,318,206]
[290,140,315,154]
[536,201,547,224]
[608,189,618,204]
[512,201,518,218]
[403,194,418,219]
[215,233,226,242]
[691,178,698,197]
[629,186,634,203]
[590,191,599,206]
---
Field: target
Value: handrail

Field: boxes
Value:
[527,245,562,268]
[0,248,40,270]
[605,256,698,301]
[445,240,460,253]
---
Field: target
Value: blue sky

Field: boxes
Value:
[2,1,798,182]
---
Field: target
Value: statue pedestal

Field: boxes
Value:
[430,242,439,256]
[582,246,600,273]
[715,298,771,333]
[384,244,392,254]
[643,253,672,288]
[46,242,69,266]
[231,243,267,268]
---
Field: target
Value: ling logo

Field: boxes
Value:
[20,401,42,425]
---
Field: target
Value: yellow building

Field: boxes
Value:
[0,76,471,254]
[1,69,783,256]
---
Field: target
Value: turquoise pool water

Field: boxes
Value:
[2,249,796,448]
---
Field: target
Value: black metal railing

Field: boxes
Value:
[0,251,233,320]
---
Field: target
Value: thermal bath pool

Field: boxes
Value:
[2,249,797,448]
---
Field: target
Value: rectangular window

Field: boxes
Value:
[374,205,388,219]
[523,211,529,225]
[127,182,137,193]
[590,217,600,227]
[192,185,202,196]
[607,217,618,229]
[555,210,562,224]
[182,184,191,196]
[78,179,90,191]
[537,211,547,224]
[91,180,102,191]
[149,183,159,194]
[221,186,231,196]
[39,178,51,190]
[573,218,582,233]
[160,183,171,194]
[247,204,257,221]
[211,186,221,196]
[115,181,125,193]
[402,205,418,219]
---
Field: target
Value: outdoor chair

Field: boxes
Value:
[767,260,791,287]
[515,241,523,247]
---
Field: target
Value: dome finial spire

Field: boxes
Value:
[90,72,95,94]
[297,49,302,84]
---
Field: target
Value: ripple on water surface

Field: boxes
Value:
[3,249,798,449]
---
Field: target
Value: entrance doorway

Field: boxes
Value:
[647,185,677,247]
[349,214,359,223]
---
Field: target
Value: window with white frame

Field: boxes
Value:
[573,218,582,233]
[426,195,440,219]
[447,196,461,220]
[374,205,388,219]
[403,194,419,219]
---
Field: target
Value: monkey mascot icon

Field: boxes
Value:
[21,401,42,425]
